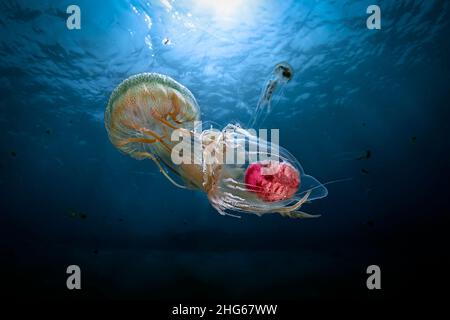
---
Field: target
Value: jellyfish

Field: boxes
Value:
[248,62,294,128]
[105,73,327,218]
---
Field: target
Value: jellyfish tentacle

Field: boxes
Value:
[134,151,188,189]
[120,120,172,152]
[280,211,321,219]
[116,137,157,147]
[275,190,311,214]
[139,129,172,152]
[167,95,183,124]
[159,115,179,129]
[121,120,165,141]
[150,108,179,130]
[139,128,172,152]
[168,112,183,124]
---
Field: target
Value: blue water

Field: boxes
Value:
[1,0,449,300]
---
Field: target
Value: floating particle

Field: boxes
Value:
[10,151,16,157]
[68,210,87,220]
[93,249,99,254]
[46,129,51,135]
[411,136,417,143]
[162,37,171,45]
[361,168,369,174]
[357,150,371,160]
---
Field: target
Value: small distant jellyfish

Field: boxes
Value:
[105,72,328,219]
[248,62,294,128]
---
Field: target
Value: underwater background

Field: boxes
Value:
[0,0,449,300]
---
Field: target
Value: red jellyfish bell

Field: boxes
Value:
[244,160,300,202]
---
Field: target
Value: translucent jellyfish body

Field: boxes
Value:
[200,124,328,218]
[105,73,328,218]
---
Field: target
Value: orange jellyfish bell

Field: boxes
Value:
[104,73,203,189]
[105,73,200,156]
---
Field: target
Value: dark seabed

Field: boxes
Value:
[0,0,449,302]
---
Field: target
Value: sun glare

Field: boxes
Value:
[194,0,244,18]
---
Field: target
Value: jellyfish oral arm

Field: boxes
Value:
[119,119,172,152]
[279,211,321,219]
[134,151,188,189]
